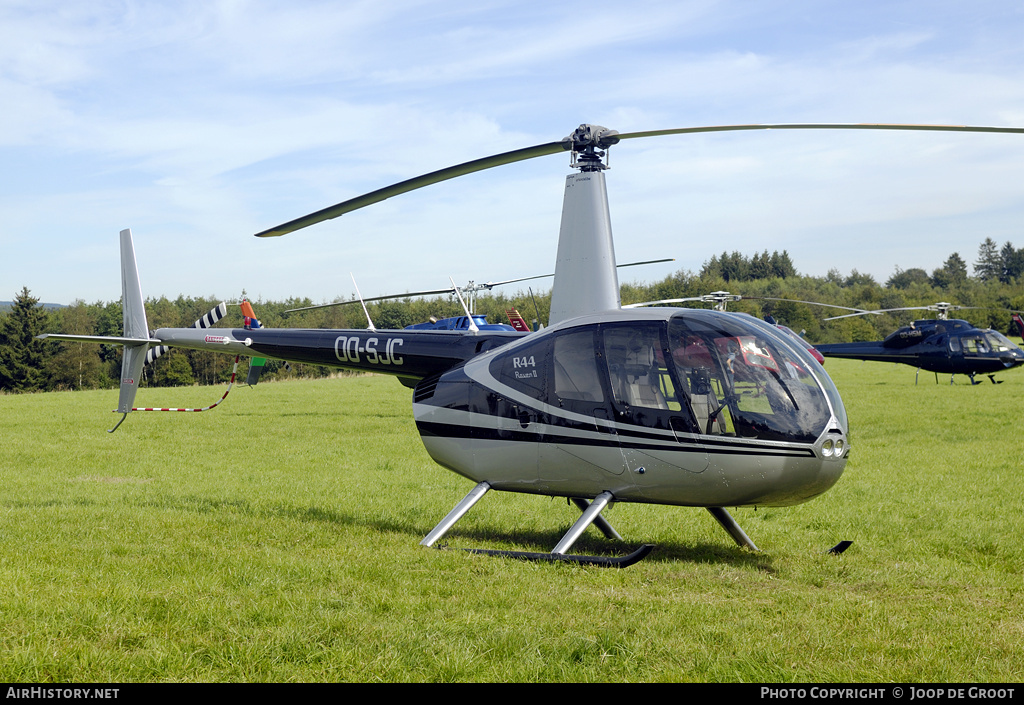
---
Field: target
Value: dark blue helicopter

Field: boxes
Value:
[814,302,1024,384]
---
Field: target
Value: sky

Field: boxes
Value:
[3,0,1024,307]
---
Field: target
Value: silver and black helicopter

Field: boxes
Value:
[42,122,1024,565]
[813,302,1024,384]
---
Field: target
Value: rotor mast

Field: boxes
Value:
[548,125,624,326]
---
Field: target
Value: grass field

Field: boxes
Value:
[1,359,1022,682]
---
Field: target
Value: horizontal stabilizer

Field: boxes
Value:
[39,333,162,346]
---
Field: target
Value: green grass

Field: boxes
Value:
[1,361,1022,682]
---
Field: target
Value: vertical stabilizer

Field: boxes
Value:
[548,171,620,325]
[120,229,149,340]
[117,344,148,414]
[114,229,152,417]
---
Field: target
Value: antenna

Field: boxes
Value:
[351,273,376,330]
[449,277,479,332]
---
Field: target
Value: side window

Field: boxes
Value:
[948,336,961,353]
[552,330,604,405]
[602,324,682,412]
[668,322,735,434]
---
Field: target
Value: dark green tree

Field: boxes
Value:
[974,237,1001,281]
[999,241,1024,283]
[886,267,930,289]
[931,253,968,289]
[844,270,876,287]
[148,350,195,387]
[769,250,797,279]
[46,301,101,390]
[0,287,52,392]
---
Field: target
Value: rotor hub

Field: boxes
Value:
[564,124,621,172]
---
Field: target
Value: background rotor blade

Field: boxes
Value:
[482,258,676,289]
[255,140,569,238]
[285,286,457,313]
[622,297,706,309]
[747,297,875,313]
[285,258,677,313]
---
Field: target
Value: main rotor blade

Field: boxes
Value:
[615,123,1024,142]
[256,123,1024,238]
[255,140,569,237]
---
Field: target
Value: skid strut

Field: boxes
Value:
[422,485,650,567]
[570,497,623,541]
[420,482,491,547]
[552,491,616,554]
[707,507,759,551]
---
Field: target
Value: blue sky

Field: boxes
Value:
[3,0,1024,306]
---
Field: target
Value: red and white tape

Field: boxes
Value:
[133,355,240,412]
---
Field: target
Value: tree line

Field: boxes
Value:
[2,239,1023,394]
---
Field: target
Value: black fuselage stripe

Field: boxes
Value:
[415,421,815,457]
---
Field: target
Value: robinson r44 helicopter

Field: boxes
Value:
[814,302,1024,384]
[43,122,1024,565]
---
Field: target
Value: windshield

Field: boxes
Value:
[984,330,1018,352]
[667,311,837,442]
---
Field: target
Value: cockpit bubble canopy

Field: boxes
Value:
[667,310,846,442]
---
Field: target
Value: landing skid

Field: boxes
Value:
[422,482,761,566]
[930,371,1003,385]
[459,543,654,567]
[965,372,1003,385]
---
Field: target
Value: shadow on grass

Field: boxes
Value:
[123,493,774,570]
[407,522,772,570]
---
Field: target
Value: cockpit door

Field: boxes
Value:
[600,322,710,475]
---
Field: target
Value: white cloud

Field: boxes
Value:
[4,0,1024,304]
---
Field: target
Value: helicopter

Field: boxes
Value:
[813,302,1024,384]
[41,122,1024,565]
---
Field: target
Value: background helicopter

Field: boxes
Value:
[814,302,1024,384]
[42,122,1024,565]
[1010,313,1024,342]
